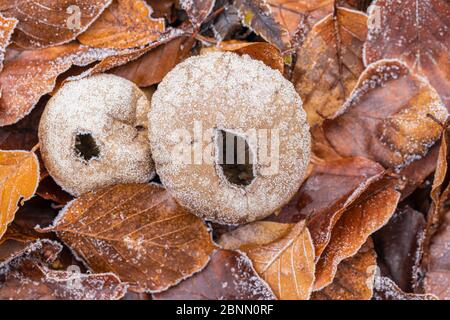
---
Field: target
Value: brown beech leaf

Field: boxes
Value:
[36,176,73,205]
[423,211,450,299]
[78,0,165,49]
[364,0,450,108]
[374,206,426,292]
[218,221,292,250]
[0,150,39,240]
[270,157,384,259]
[293,7,367,126]
[112,35,195,87]
[237,221,315,300]
[0,239,127,300]
[312,239,377,300]
[39,183,216,293]
[0,13,17,71]
[180,0,216,27]
[314,186,400,290]
[202,40,284,73]
[154,250,276,300]
[323,59,448,169]
[0,0,113,49]
[374,276,437,300]
[0,43,122,126]
[235,0,289,53]
[72,28,184,81]
[267,0,333,46]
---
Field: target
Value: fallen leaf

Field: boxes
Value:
[267,0,333,46]
[293,7,368,126]
[112,35,195,87]
[180,0,216,27]
[312,239,377,300]
[154,250,276,300]
[0,0,113,49]
[374,276,437,300]
[364,0,450,108]
[373,206,425,292]
[270,156,384,259]
[78,0,165,49]
[0,13,17,71]
[323,59,448,169]
[238,221,315,300]
[36,176,73,205]
[147,0,176,22]
[202,40,284,73]
[0,150,39,240]
[235,0,289,53]
[314,186,400,290]
[423,211,450,299]
[0,43,121,126]
[39,183,216,293]
[0,239,127,300]
[218,221,292,250]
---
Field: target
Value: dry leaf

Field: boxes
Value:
[154,250,276,300]
[218,221,292,250]
[267,0,333,46]
[0,0,113,49]
[0,13,17,71]
[270,156,384,259]
[0,43,121,126]
[235,0,289,53]
[293,7,367,126]
[238,221,315,300]
[39,183,216,293]
[112,35,195,87]
[202,40,284,73]
[364,0,450,108]
[374,276,437,300]
[0,150,39,240]
[147,0,176,22]
[423,211,450,299]
[180,0,216,27]
[0,239,127,300]
[312,239,377,300]
[314,186,400,290]
[78,0,165,49]
[323,59,448,169]
[374,206,426,292]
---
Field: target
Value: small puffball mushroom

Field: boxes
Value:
[39,74,155,196]
[149,52,311,225]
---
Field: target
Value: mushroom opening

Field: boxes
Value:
[74,133,100,162]
[215,129,255,187]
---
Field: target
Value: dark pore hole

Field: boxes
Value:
[216,130,255,187]
[74,133,100,162]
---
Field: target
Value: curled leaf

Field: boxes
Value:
[374,276,437,300]
[180,0,216,27]
[0,13,17,71]
[323,59,448,169]
[0,150,39,240]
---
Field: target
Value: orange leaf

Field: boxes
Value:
[238,221,315,300]
[0,150,39,239]
[293,7,368,126]
[78,0,165,49]
[39,183,216,293]
[314,186,400,290]
[0,0,113,49]
[312,239,377,300]
[364,0,450,108]
[0,13,17,72]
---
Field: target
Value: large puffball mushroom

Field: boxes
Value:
[149,52,311,225]
[39,74,155,196]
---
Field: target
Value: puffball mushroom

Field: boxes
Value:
[149,52,311,225]
[39,74,155,196]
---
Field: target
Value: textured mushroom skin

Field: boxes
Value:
[149,52,311,225]
[39,74,155,196]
